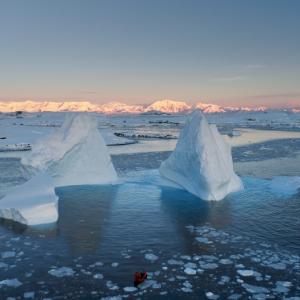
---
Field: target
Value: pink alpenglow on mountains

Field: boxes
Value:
[0,99,298,114]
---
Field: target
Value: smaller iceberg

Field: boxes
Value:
[0,173,58,225]
[159,110,243,200]
[22,113,118,187]
[0,113,118,226]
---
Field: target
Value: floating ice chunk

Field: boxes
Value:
[159,111,243,200]
[101,296,122,300]
[237,269,255,277]
[1,251,16,259]
[0,172,58,225]
[184,262,197,269]
[267,262,286,270]
[242,283,269,294]
[184,267,197,275]
[180,255,192,260]
[219,259,233,265]
[111,262,119,267]
[272,281,292,293]
[0,262,8,268]
[269,176,300,196]
[228,294,242,299]
[22,113,118,187]
[145,253,158,262]
[0,278,22,287]
[167,259,184,265]
[200,263,218,270]
[206,291,219,299]
[138,280,157,290]
[123,286,138,292]
[106,281,119,290]
[93,273,104,280]
[152,283,161,289]
[24,292,35,299]
[181,287,193,293]
[195,237,212,244]
[48,267,75,277]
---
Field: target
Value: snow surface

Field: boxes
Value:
[22,113,118,187]
[0,172,58,225]
[159,110,244,200]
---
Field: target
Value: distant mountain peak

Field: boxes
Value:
[0,100,297,114]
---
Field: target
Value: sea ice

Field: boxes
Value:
[159,110,243,200]
[237,269,255,277]
[184,267,197,275]
[0,278,22,287]
[0,172,58,225]
[1,251,16,259]
[24,292,35,299]
[242,283,269,294]
[145,253,158,262]
[206,291,219,299]
[93,273,104,279]
[48,267,75,277]
[123,286,138,292]
[269,176,300,196]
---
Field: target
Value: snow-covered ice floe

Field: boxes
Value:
[159,110,244,200]
[0,172,58,225]
[0,114,118,225]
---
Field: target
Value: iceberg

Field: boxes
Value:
[0,114,118,226]
[159,110,243,200]
[0,172,58,225]
[22,113,118,187]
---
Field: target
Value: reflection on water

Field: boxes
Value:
[0,179,299,299]
[56,185,117,255]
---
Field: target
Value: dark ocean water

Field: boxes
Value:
[0,139,299,299]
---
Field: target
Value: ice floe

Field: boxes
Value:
[0,172,58,225]
[48,267,75,277]
[0,278,22,287]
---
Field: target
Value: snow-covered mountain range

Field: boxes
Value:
[0,99,298,114]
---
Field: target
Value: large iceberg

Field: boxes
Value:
[22,113,118,187]
[0,114,118,225]
[0,172,58,225]
[159,110,243,200]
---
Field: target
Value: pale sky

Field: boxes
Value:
[0,0,300,107]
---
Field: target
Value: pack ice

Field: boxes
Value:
[0,114,117,225]
[159,110,243,200]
